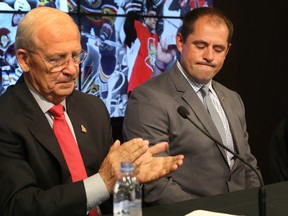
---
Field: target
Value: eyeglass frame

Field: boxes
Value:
[26,49,88,72]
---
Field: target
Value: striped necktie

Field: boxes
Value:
[201,86,234,168]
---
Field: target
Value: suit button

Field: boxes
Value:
[228,175,231,181]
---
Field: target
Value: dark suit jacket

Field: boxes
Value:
[0,76,114,216]
[123,63,262,205]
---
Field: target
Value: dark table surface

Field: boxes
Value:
[107,181,288,216]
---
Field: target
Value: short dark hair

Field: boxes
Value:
[179,7,234,43]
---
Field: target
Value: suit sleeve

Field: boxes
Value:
[123,85,192,205]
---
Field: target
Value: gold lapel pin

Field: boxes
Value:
[81,125,87,133]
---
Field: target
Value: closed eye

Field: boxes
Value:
[193,41,207,49]
[47,55,66,65]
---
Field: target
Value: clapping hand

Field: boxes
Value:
[99,138,184,192]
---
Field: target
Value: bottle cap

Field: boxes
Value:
[120,162,134,172]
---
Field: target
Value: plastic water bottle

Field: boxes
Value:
[113,162,142,216]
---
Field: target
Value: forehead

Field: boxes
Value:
[147,10,157,16]
[36,21,81,52]
[191,15,229,43]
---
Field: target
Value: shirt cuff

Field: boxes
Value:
[84,173,110,210]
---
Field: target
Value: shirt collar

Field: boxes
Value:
[176,60,212,93]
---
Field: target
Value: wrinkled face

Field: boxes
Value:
[176,15,231,84]
[18,20,82,104]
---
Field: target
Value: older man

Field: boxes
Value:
[0,7,184,216]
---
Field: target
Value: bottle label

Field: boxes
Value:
[113,199,142,216]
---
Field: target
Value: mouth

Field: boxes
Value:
[197,64,215,71]
[56,79,75,87]
[197,62,215,68]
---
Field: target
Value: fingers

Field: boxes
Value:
[109,138,149,162]
[120,138,149,162]
[176,154,184,166]
[166,154,184,172]
[159,155,184,173]
[148,142,169,155]
[133,141,169,168]
[110,140,121,151]
[100,138,185,189]
[136,154,185,183]
[99,138,150,192]
[148,142,184,167]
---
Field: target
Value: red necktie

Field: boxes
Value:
[49,105,98,216]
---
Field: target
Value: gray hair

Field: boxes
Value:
[15,7,78,51]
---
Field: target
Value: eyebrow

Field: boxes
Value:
[46,50,82,56]
[193,40,227,50]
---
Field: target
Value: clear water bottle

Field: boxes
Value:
[113,162,142,216]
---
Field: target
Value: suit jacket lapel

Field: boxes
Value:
[15,76,69,177]
[213,82,241,169]
[66,98,89,150]
[66,94,96,176]
[170,65,228,164]
[171,65,224,143]
[28,112,65,164]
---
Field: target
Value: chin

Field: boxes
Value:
[57,86,74,96]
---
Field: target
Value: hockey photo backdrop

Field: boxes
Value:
[0,0,213,117]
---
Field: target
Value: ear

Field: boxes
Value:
[176,33,183,53]
[225,43,232,55]
[16,49,30,73]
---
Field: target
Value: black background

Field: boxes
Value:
[214,0,288,184]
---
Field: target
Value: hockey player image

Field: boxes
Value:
[67,0,128,117]
[124,4,159,94]
[0,0,32,93]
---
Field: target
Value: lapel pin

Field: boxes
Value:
[81,125,87,133]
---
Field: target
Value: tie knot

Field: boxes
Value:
[200,85,210,97]
[49,104,64,118]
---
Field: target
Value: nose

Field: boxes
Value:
[62,58,79,75]
[203,47,214,62]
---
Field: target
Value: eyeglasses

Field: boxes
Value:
[27,49,88,71]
